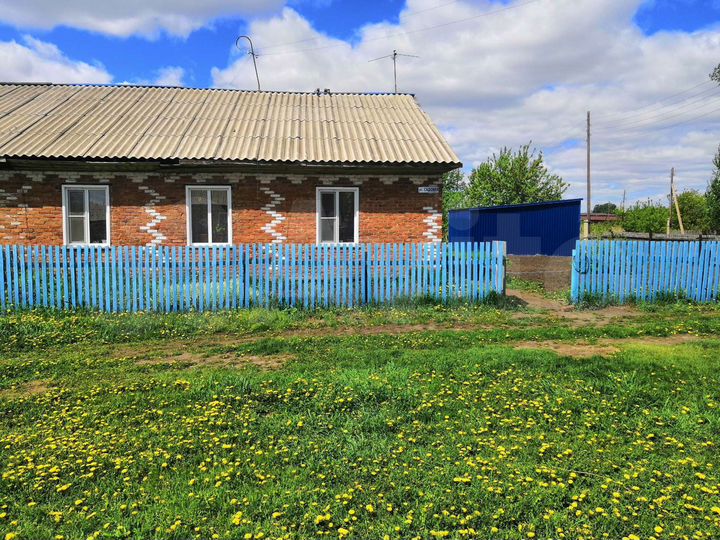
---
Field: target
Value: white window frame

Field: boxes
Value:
[61,185,111,246]
[315,187,359,244]
[185,185,232,246]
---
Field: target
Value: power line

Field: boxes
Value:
[592,79,715,123]
[259,0,543,57]
[594,84,720,129]
[595,92,720,132]
[599,101,720,136]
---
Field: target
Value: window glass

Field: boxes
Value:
[188,188,230,244]
[211,189,229,243]
[69,216,85,244]
[190,189,209,244]
[88,190,107,244]
[338,191,355,243]
[320,192,336,218]
[64,187,108,245]
[320,218,335,243]
[67,190,84,215]
[318,189,357,243]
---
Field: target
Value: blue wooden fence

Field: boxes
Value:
[571,240,720,303]
[0,242,506,312]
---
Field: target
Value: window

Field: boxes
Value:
[316,188,358,243]
[186,186,231,245]
[62,185,110,245]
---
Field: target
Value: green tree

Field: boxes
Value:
[593,202,618,214]
[441,169,467,239]
[707,145,720,233]
[623,201,668,234]
[465,143,567,207]
[672,189,709,232]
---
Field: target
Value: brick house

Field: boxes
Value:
[0,83,460,247]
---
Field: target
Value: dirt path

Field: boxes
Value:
[109,290,651,363]
[507,289,641,326]
[514,334,699,359]
[110,290,701,369]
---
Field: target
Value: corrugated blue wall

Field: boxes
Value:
[449,199,582,256]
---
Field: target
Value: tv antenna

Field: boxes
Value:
[368,50,419,93]
[235,35,261,91]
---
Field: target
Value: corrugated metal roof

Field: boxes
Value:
[0,83,461,166]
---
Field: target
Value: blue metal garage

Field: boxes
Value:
[448,199,582,256]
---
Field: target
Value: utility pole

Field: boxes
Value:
[621,190,626,213]
[670,167,685,234]
[369,50,419,93]
[667,168,673,234]
[585,111,592,238]
[236,35,261,91]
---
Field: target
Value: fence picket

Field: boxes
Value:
[571,239,720,305]
[0,246,5,310]
[1,242,507,311]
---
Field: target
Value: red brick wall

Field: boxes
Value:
[0,169,443,245]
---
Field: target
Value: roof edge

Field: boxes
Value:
[449,199,583,213]
[0,81,416,97]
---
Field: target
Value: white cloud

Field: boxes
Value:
[117,66,187,87]
[0,0,284,39]
[153,66,185,86]
[211,0,720,206]
[0,35,111,84]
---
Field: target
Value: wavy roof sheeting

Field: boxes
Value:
[0,84,460,166]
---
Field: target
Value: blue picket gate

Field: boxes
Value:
[571,240,720,303]
[0,242,506,312]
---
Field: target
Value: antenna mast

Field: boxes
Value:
[369,50,420,93]
[236,35,261,91]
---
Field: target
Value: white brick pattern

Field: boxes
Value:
[259,185,287,243]
[422,205,442,242]
[132,176,167,245]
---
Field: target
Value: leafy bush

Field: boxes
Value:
[706,144,720,233]
[673,189,709,232]
[593,202,618,214]
[622,201,668,234]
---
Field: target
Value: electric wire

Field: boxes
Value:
[592,80,715,123]
[594,85,720,130]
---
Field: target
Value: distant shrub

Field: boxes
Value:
[673,190,710,232]
[622,201,668,234]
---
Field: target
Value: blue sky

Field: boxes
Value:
[0,0,716,87]
[0,0,412,87]
[0,0,719,205]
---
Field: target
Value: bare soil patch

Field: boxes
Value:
[514,334,699,358]
[136,350,294,370]
[507,289,640,326]
[0,380,50,399]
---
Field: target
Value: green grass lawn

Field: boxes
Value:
[1,301,720,540]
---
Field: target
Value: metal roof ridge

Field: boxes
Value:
[0,82,415,97]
